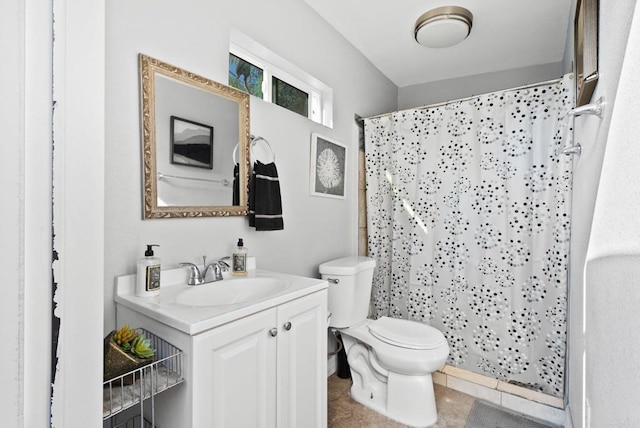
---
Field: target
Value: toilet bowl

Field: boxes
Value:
[320,256,449,427]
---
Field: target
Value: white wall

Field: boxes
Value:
[50,0,106,426]
[2,0,56,425]
[566,1,637,427]
[398,62,563,109]
[1,0,105,426]
[104,0,397,332]
[1,0,29,425]
[584,1,640,425]
[24,0,54,422]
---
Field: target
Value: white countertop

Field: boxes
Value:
[114,267,328,335]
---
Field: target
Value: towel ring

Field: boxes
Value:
[232,143,240,164]
[251,136,276,163]
[232,135,276,164]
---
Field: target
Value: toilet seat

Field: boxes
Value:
[340,318,449,375]
[368,316,447,350]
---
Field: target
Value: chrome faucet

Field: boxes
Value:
[204,258,230,282]
[179,256,230,286]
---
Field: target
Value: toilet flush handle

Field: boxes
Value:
[327,278,340,284]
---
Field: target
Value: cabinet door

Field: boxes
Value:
[193,308,278,428]
[276,290,327,428]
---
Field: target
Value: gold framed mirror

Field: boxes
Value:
[139,53,250,219]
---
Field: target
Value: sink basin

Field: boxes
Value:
[175,276,291,307]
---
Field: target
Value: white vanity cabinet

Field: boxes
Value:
[194,291,327,428]
[115,273,327,428]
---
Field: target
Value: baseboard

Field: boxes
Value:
[327,354,337,377]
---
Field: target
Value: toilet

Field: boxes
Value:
[320,256,449,428]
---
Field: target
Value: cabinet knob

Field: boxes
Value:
[284,322,292,331]
[269,328,278,337]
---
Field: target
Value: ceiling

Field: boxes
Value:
[303,0,573,88]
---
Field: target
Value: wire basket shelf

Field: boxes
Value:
[106,415,153,428]
[103,328,183,420]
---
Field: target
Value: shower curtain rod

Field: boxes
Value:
[361,77,564,122]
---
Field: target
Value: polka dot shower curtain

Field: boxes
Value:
[364,75,574,398]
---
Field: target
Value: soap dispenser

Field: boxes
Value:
[136,244,161,297]
[231,238,247,277]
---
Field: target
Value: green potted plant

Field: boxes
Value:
[104,324,156,383]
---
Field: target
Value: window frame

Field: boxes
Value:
[229,43,327,126]
[272,75,310,117]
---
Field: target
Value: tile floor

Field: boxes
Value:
[328,374,476,427]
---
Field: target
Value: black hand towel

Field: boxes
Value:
[232,163,240,205]
[249,160,284,231]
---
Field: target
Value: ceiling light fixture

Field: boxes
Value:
[414,6,473,48]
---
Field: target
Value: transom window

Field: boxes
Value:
[229,53,263,98]
[228,34,332,128]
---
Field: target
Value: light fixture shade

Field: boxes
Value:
[414,6,473,48]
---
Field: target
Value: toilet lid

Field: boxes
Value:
[368,317,446,350]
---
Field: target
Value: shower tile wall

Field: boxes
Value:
[434,366,565,426]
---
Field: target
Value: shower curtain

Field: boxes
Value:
[364,75,574,398]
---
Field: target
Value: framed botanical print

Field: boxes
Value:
[310,133,346,199]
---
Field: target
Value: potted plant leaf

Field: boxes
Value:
[104,325,156,383]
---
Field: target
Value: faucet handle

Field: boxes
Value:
[203,262,224,281]
[179,262,203,286]
[217,257,230,270]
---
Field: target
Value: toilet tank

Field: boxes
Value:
[319,256,376,328]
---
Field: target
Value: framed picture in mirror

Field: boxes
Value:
[170,115,214,169]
